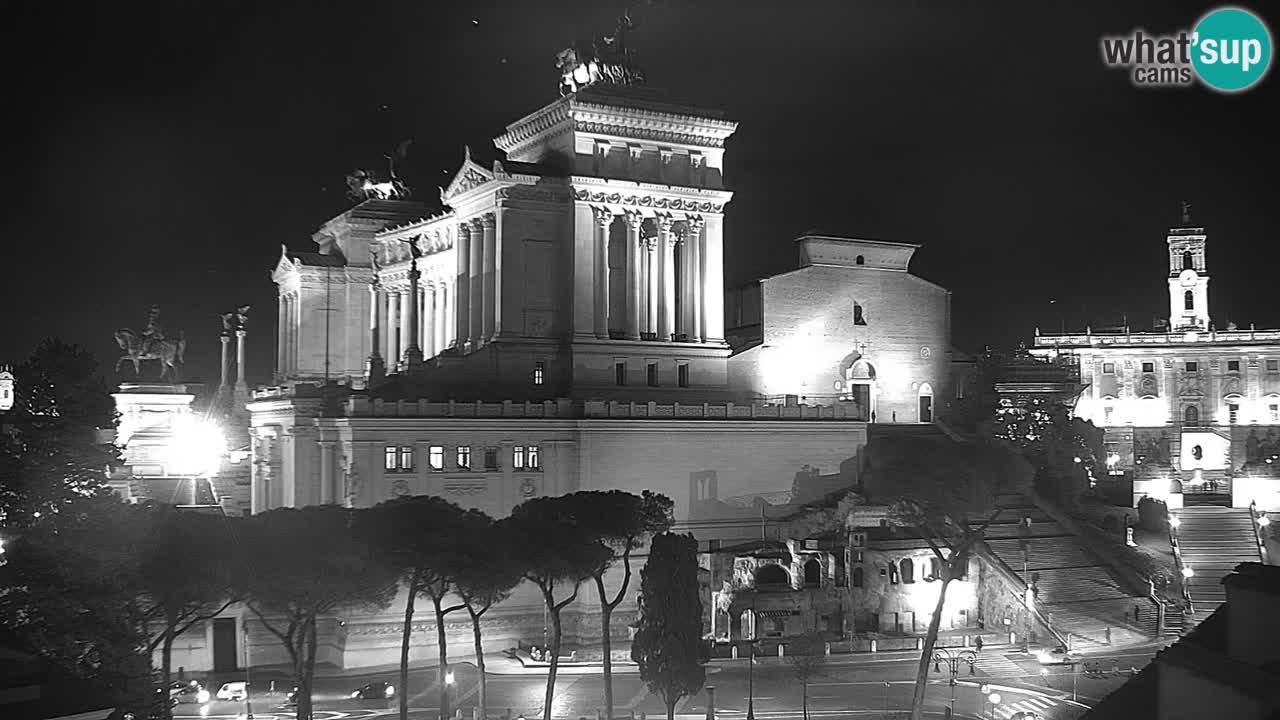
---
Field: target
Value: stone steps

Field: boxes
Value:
[1174,506,1261,622]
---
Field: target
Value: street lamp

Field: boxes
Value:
[444,666,455,720]
[988,692,1001,719]
[932,648,977,718]
[1182,565,1195,579]
[1169,514,1181,529]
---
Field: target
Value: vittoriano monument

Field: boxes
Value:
[115,305,186,381]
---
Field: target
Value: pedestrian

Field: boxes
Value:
[1134,604,1141,622]
[974,635,984,652]
[1105,626,1112,645]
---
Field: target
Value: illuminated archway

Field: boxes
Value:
[917,382,934,423]
[844,358,878,421]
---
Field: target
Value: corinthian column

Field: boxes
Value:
[469,218,484,350]
[422,282,435,358]
[455,223,471,350]
[276,295,286,381]
[625,212,642,340]
[403,258,423,371]
[480,213,497,343]
[593,207,613,338]
[658,215,676,341]
[687,216,705,343]
[366,284,385,384]
[646,237,659,337]
[387,290,400,364]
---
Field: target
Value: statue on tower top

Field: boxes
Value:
[1180,200,1192,225]
[557,9,646,96]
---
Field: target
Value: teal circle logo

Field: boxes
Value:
[1192,7,1273,92]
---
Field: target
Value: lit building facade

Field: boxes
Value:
[240,84,954,670]
[1032,219,1280,510]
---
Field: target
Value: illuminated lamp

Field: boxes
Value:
[1182,566,1195,579]
[168,415,226,477]
[1169,515,1181,529]
[1258,515,1271,528]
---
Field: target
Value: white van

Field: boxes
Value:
[216,681,249,701]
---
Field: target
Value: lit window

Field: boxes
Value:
[1228,360,1240,372]
[484,448,499,470]
[1229,404,1239,424]
[398,446,414,472]
[1270,404,1279,422]
[429,446,444,471]
[1268,360,1279,372]
[1185,361,1198,372]
[1142,362,1154,373]
[527,445,540,469]
[1184,290,1194,311]
[1103,362,1115,374]
[513,445,525,469]
[1103,406,1114,424]
[678,364,690,388]
[647,362,658,387]
[615,361,627,386]
[456,446,471,470]
[384,446,397,471]
[533,361,545,386]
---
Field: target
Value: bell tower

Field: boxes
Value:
[1167,203,1209,331]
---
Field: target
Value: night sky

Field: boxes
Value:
[5,1,1277,392]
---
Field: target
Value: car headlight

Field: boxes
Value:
[385,685,395,697]
[196,690,210,704]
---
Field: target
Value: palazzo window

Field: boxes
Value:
[678,363,690,388]
[1184,290,1194,311]
[1103,362,1115,374]
[900,558,915,584]
[484,448,499,471]
[533,361,545,386]
[1142,362,1155,373]
[385,445,413,473]
[1270,404,1279,422]
[456,446,472,470]
[428,446,444,471]
[1268,360,1279,372]
[852,566,864,588]
[647,362,659,387]
[1185,361,1199,372]
[513,445,541,470]
[615,361,627,386]
[1228,360,1241,372]
[1228,404,1239,425]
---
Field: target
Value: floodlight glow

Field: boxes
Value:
[1169,515,1181,529]
[445,670,455,686]
[1182,566,1195,578]
[988,692,1001,705]
[1258,515,1271,527]
[1107,453,1120,467]
[169,415,225,476]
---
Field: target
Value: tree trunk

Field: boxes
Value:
[597,576,614,720]
[470,608,488,720]
[802,676,808,720]
[161,623,175,720]
[433,596,451,720]
[543,595,562,720]
[910,577,953,720]
[304,617,319,720]
[665,696,676,720]
[400,578,418,720]
[294,628,312,720]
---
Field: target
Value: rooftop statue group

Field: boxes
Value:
[115,305,186,382]
[556,10,646,96]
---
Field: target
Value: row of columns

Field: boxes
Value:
[592,209,708,342]
[276,291,301,377]
[370,280,455,368]
[455,213,498,352]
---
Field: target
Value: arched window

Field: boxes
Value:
[755,564,789,587]
[855,255,865,265]
[1183,251,1194,270]
[803,558,821,587]
[852,566,864,588]
[1184,290,1194,311]
[853,303,867,326]
[1184,405,1199,426]
[900,558,915,584]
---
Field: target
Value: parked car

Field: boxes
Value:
[350,681,395,701]
[216,681,251,701]
[169,681,211,704]
[1035,646,1077,665]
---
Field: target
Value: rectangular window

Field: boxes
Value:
[429,446,444,471]
[647,362,658,387]
[1103,406,1114,424]
[456,446,471,470]
[1228,360,1241,372]
[1142,362,1155,373]
[1229,404,1239,424]
[527,445,540,469]
[1103,362,1115,374]
[1270,404,1279,422]
[484,448,499,470]
[678,364,689,388]
[533,361,545,386]
[1185,361,1199,372]
[1269,359,1279,372]
[615,361,627,386]
[384,446,397,471]
[513,445,526,470]
[398,446,414,472]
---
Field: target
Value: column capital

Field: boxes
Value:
[458,221,473,238]
[593,206,615,228]
[625,211,645,231]
[685,215,705,234]
[643,236,659,251]
[657,214,676,233]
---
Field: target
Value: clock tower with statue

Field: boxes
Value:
[1167,203,1210,331]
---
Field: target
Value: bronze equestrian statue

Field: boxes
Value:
[115,305,186,381]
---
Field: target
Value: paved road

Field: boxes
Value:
[174,644,1165,720]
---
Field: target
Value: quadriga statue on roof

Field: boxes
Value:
[557,10,646,96]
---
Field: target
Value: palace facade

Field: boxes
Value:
[1032,218,1280,510]
[217,84,957,672]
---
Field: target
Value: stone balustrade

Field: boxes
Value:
[582,399,863,420]
[345,398,574,418]
[1035,328,1280,347]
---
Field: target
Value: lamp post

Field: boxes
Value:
[987,692,1001,720]
[979,683,990,719]
[444,666,455,720]
[932,648,977,718]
